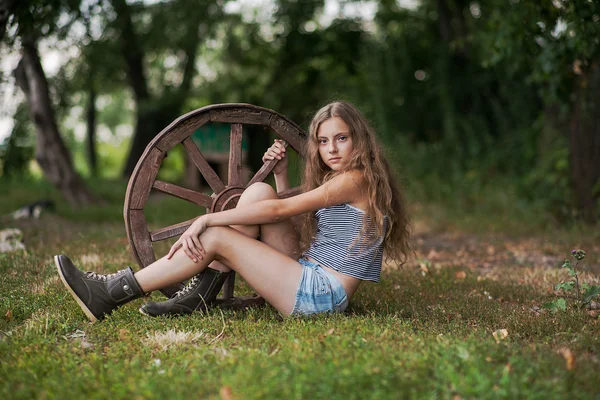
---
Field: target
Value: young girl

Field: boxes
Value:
[54,101,412,322]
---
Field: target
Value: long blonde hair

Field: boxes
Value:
[299,101,412,264]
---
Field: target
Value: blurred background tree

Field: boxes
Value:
[0,0,598,224]
[3,0,99,206]
[477,0,600,223]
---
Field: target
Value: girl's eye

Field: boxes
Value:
[319,139,328,145]
[338,136,347,141]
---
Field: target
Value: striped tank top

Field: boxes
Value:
[303,203,387,282]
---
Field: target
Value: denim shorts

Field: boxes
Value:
[291,257,349,316]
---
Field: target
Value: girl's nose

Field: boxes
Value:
[328,142,337,153]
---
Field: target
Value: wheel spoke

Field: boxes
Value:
[182,138,226,193]
[277,186,302,199]
[246,159,277,187]
[228,123,243,186]
[150,217,199,242]
[152,180,212,208]
[246,140,289,186]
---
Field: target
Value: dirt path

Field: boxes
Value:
[408,221,600,276]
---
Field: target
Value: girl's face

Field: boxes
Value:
[317,117,354,171]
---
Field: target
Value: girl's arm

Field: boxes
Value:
[205,169,366,228]
[262,139,290,193]
[273,171,290,193]
[168,170,365,260]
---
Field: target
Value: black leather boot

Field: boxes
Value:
[139,268,230,317]
[54,254,145,322]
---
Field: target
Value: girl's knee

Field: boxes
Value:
[238,182,277,204]
[200,226,224,251]
[202,226,236,249]
[201,226,238,263]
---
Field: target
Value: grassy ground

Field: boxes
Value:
[1,179,599,399]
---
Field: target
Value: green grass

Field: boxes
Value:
[1,179,599,399]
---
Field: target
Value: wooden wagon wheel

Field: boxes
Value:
[124,104,307,306]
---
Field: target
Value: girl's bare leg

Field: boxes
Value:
[53,184,302,321]
[135,226,303,314]
[205,182,300,273]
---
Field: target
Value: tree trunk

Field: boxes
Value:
[122,101,182,176]
[87,76,97,177]
[110,0,149,103]
[15,38,98,206]
[110,0,201,178]
[569,63,600,223]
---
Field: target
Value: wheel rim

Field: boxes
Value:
[123,104,307,297]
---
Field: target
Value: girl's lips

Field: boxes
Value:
[329,157,341,162]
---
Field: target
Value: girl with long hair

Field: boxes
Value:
[54,101,412,321]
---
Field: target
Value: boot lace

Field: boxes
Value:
[175,275,201,297]
[85,269,126,282]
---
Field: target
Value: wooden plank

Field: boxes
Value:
[152,180,213,208]
[269,115,307,156]
[127,147,165,210]
[209,108,272,125]
[228,124,243,186]
[150,217,199,242]
[182,137,226,193]
[278,186,303,198]
[155,113,211,152]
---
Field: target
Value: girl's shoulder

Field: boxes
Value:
[336,169,368,210]
[329,169,367,187]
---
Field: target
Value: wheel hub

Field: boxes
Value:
[211,186,245,213]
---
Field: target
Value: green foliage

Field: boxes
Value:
[3,0,600,226]
[478,0,600,105]
[554,281,575,291]
[3,0,85,43]
[520,118,573,221]
[200,0,364,125]
[0,104,34,178]
[542,298,567,313]
[543,248,600,311]
[583,286,600,305]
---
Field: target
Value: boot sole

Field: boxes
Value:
[54,255,98,323]
[139,306,154,317]
[138,305,184,318]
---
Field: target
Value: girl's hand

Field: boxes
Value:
[262,139,288,175]
[167,217,207,263]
